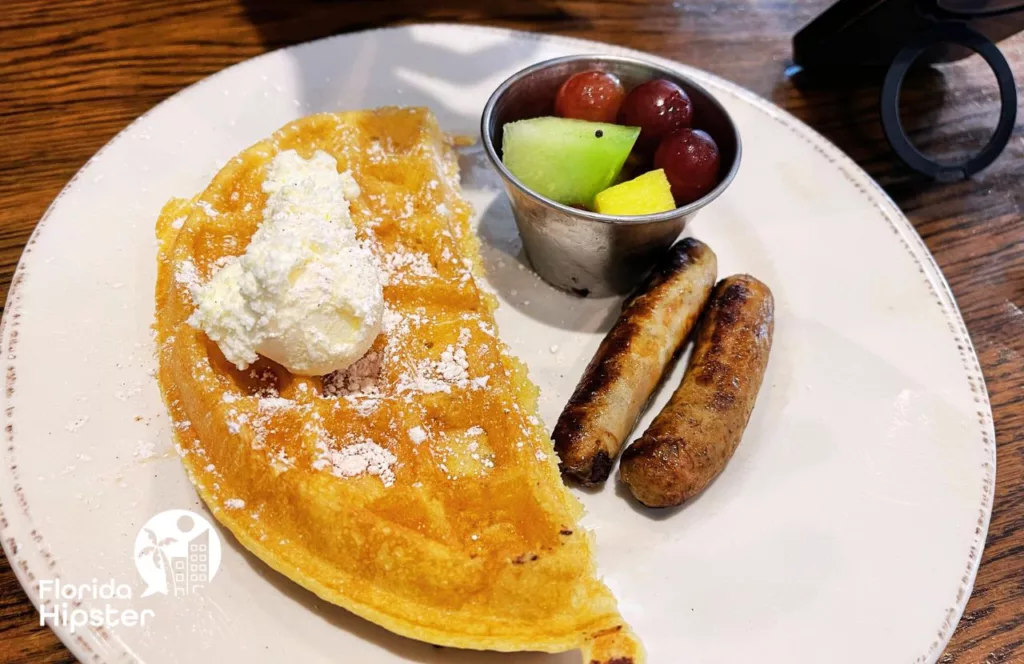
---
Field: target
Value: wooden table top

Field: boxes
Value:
[1,0,1022,662]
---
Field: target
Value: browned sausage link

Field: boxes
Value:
[619,274,774,507]
[552,238,718,485]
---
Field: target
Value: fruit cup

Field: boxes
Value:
[481,54,741,297]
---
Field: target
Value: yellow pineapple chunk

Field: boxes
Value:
[593,168,676,216]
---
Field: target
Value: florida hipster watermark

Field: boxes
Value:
[37,509,222,633]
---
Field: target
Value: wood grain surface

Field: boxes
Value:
[1,0,1022,662]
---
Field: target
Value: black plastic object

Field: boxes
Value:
[793,0,1023,180]
[880,22,1018,181]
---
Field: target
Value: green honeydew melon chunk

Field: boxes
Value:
[501,117,640,207]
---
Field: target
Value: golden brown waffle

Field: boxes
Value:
[154,108,643,662]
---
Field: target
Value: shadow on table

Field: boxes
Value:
[238,0,582,51]
[770,61,951,188]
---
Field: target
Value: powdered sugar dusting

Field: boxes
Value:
[258,397,294,412]
[313,438,397,487]
[197,200,221,218]
[272,448,294,471]
[134,440,155,459]
[226,411,249,434]
[174,259,200,296]
[382,307,404,333]
[379,249,436,285]
[397,327,482,395]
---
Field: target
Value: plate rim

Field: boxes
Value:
[0,22,996,664]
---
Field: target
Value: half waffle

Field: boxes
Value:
[154,107,642,662]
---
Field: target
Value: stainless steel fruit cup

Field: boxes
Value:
[481,54,741,297]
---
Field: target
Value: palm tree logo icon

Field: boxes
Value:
[136,529,177,594]
[133,510,222,597]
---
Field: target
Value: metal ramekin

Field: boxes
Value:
[480,54,741,297]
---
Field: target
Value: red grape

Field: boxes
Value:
[654,129,721,205]
[618,79,694,151]
[554,71,626,123]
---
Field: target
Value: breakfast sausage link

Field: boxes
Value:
[619,274,774,507]
[552,238,718,485]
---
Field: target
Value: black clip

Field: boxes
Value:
[880,22,1018,181]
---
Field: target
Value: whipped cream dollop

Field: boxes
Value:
[189,149,383,376]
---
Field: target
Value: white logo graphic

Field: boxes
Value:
[134,509,222,598]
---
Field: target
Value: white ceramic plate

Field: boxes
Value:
[0,24,995,664]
